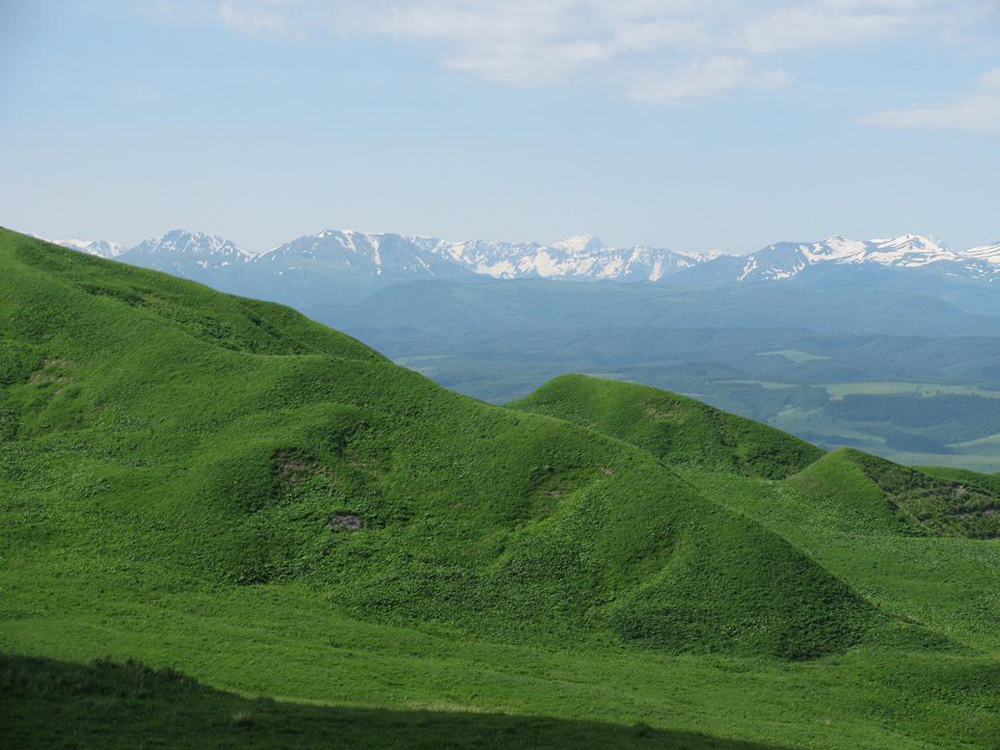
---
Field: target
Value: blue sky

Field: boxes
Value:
[1,0,998,253]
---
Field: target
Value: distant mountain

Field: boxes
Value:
[963,241,1000,271]
[124,229,253,278]
[683,234,1000,285]
[36,228,720,285]
[254,230,477,281]
[422,234,707,281]
[38,227,1000,297]
[42,237,126,258]
[247,230,706,283]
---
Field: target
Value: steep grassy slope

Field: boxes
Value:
[510,374,822,478]
[3,229,999,747]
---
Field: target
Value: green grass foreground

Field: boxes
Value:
[1,229,999,748]
[2,654,780,750]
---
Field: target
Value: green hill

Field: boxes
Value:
[510,373,823,478]
[509,376,1000,654]
[2,229,999,748]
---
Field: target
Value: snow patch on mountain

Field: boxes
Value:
[867,234,958,266]
[964,241,1000,266]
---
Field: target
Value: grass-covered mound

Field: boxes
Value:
[510,374,823,478]
[0,228,902,659]
[782,449,936,537]
[682,450,1000,656]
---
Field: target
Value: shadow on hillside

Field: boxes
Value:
[1,653,785,749]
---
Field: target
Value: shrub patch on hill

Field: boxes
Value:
[848,450,1000,539]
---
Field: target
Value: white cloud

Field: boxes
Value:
[743,7,916,54]
[858,68,1000,135]
[201,1,999,106]
[373,1,608,85]
[217,1,307,39]
[981,68,1000,90]
[628,57,789,105]
[612,18,711,51]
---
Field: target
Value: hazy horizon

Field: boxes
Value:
[16,224,999,259]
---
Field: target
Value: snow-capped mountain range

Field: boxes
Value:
[38,228,1000,295]
[422,234,717,281]
[727,234,984,283]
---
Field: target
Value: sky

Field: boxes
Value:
[1,0,998,254]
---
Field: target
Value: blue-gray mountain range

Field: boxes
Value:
[38,228,1000,305]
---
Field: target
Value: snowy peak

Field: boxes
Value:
[263,229,382,260]
[674,247,727,261]
[119,230,251,276]
[811,235,868,260]
[728,232,973,283]
[428,238,543,278]
[425,236,702,282]
[55,238,125,258]
[874,233,945,252]
[868,234,957,266]
[554,235,605,253]
[257,230,475,280]
[130,229,251,260]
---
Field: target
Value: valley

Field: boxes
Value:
[317,283,1000,471]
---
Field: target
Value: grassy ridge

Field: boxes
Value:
[510,374,822,479]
